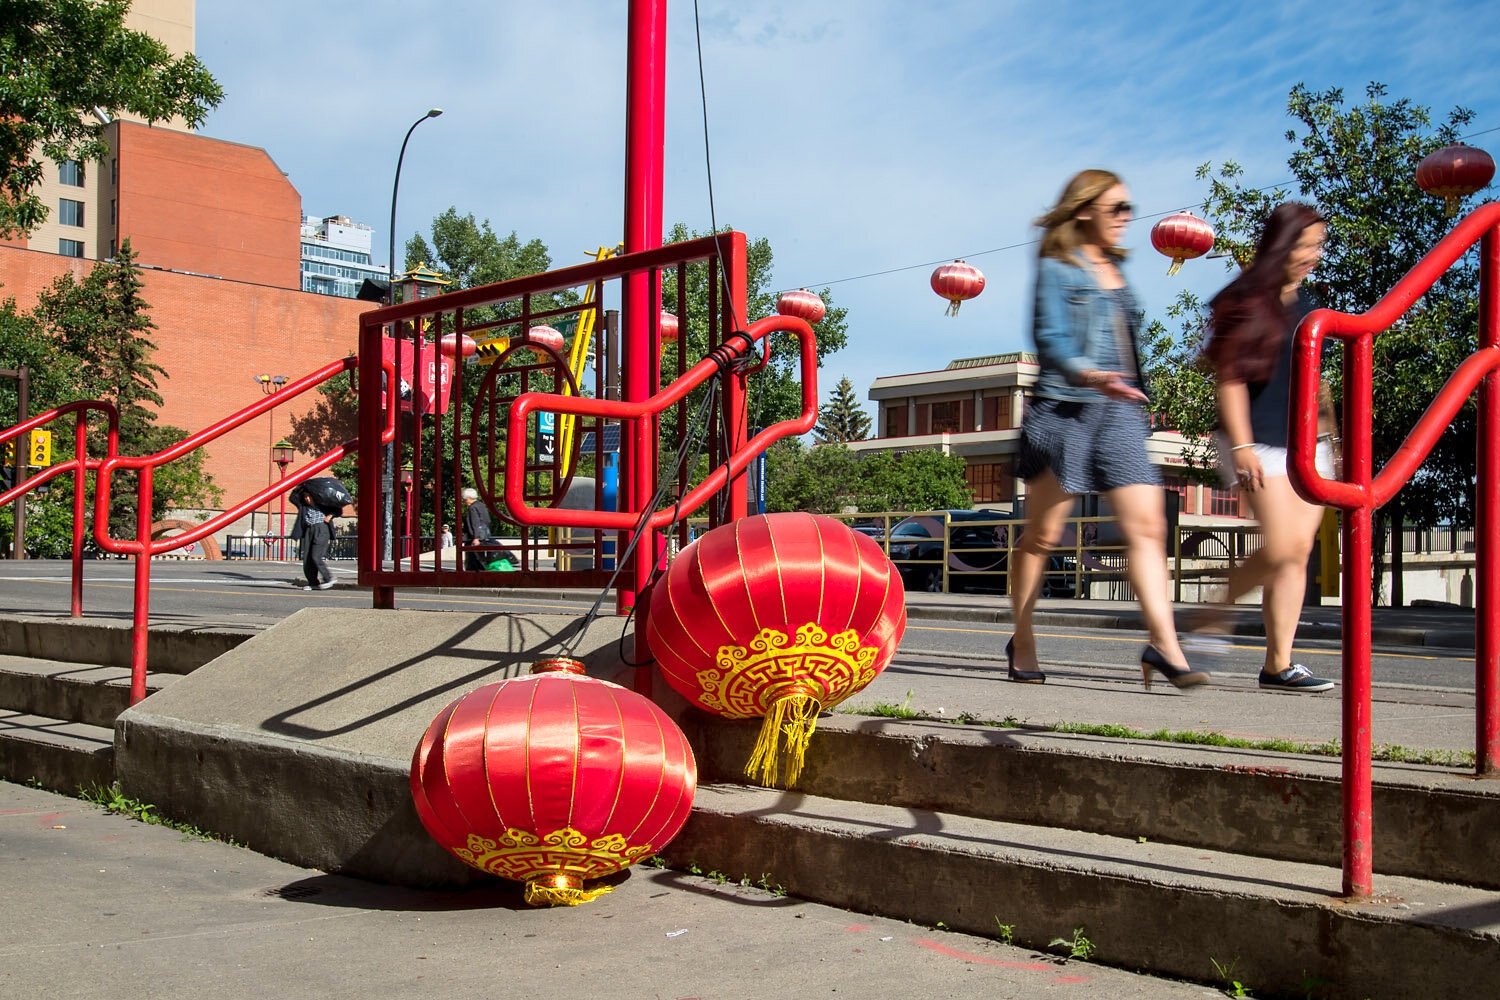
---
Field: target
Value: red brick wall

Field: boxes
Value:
[110,121,301,289]
[0,244,371,532]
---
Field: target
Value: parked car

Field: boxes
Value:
[885,509,1077,596]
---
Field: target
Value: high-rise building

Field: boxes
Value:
[300,215,389,298]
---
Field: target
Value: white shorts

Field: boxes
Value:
[1217,435,1336,485]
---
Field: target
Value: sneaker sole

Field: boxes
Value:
[1258,681,1335,693]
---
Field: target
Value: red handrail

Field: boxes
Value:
[503,314,818,530]
[1,355,396,705]
[1288,202,1500,898]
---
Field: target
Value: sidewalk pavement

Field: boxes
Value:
[0,782,1212,1000]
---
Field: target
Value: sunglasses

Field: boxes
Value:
[1103,201,1135,218]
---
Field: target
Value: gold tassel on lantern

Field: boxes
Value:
[1165,256,1185,276]
[745,693,822,787]
[523,873,615,907]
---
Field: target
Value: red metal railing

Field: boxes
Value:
[354,233,758,612]
[1289,202,1500,897]
[1,356,395,705]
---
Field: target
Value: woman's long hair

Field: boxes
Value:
[1036,169,1128,263]
[1203,202,1324,382]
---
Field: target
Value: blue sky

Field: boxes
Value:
[196,1,1500,415]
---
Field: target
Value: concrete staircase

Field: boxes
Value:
[4,610,1497,997]
[665,714,1500,998]
[0,616,252,794]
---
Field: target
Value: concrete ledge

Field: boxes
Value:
[114,608,640,886]
[685,713,1500,889]
[0,655,175,728]
[0,615,256,675]
[0,712,113,795]
[663,784,1500,1000]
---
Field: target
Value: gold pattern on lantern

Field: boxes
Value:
[699,623,879,717]
[456,828,653,882]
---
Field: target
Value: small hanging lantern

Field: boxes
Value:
[930,260,985,316]
[437,333,477,359]
[775,288,826,326]
[1150,211,1216,276]
[659,310,681,342]
[1416,144,1496,217]
[527,325,566,358]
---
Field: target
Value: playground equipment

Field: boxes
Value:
[1289,201,1500,897]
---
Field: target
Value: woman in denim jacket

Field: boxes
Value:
[1006,168,1208,690]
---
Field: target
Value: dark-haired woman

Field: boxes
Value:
[1006,168,1208,690]
[1202,202,1336,693]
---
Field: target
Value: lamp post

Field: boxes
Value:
[272,439,295,559]
[255,374,288,550]
[399,460,415,560]
[384,107,443,567]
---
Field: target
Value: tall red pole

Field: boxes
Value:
[620,0,667,684]
[1340,331,1375,896]
[1477,232,1500,774]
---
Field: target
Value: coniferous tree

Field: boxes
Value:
[815,376,872,443]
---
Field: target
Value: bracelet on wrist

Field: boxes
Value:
[1230,443,1255,452]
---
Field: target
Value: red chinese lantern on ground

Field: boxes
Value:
[1417,144,1496,217]
[646,513,906,787]
[410,657,697,906]
[930,260,985,316]
[776,288,826,326]
[659,310,681,342]
[438,333,477,359]
[1150,211,1215,276]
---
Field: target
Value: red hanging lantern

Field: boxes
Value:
[646,513,906,787]
[775,288,826,326]
[1150,211,1215,276]
[437,333,477,359]
[411,657,697,906]
[1416,144,1496,217]
[659,309,681,342]
[527,325,566,353]
[930,260,985,316]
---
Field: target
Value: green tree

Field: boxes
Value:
[857,449,971,512]
[0,0,222,236]
[815,375,872,443]
[404,208,555,291]
[1140,83,1484,601]
[765,441,971,514]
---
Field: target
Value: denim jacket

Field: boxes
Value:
[1029,252,1145,402]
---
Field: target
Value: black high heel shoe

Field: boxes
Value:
[1006,637,1046,684]
[1140,645,1210,690]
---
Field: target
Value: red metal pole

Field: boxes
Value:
[1477,231,1500,774]
[130,465,154,704]
[1341,332,1375,896]
[723,232,750,520]
[622,0,667,686]
[70,410,86,617]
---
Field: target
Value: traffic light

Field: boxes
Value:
[28,429,51,468]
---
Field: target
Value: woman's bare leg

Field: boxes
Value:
[1107,483,1188,665]
[1009,470,1075,670]
[1242,475,1325,673]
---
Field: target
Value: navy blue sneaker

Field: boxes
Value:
[1258,664,1334,692]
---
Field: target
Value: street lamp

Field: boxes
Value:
[383,106,443,567]
[255,374,288,549]
[398,460,415,560]
[272,439,295,560]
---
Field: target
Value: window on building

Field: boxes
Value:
[1162,475,1195,515]
[108,239,116,258]
[965,461,1012,504]
[931,400,962,434]
[883,405,907,439]
[1208,485,1243,517]
[111,199,117,225]
[58,199,84,227]
[58,160,84,186]
[111,158,118,184]
[59,239,84,258]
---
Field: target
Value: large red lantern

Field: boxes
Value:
[1150,211,1215,276]
[646,513,906,787]
[659,309,681,342]
[1417,144,1496,217]
[410,657,697,906]
[775,288,826,326]
[930,260,985,316]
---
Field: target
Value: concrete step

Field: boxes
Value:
[0,711,113,795]
[0,615,255,675]
[662,782,1500,1000]
[0,653,178,728]
[687,713,1500,890]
